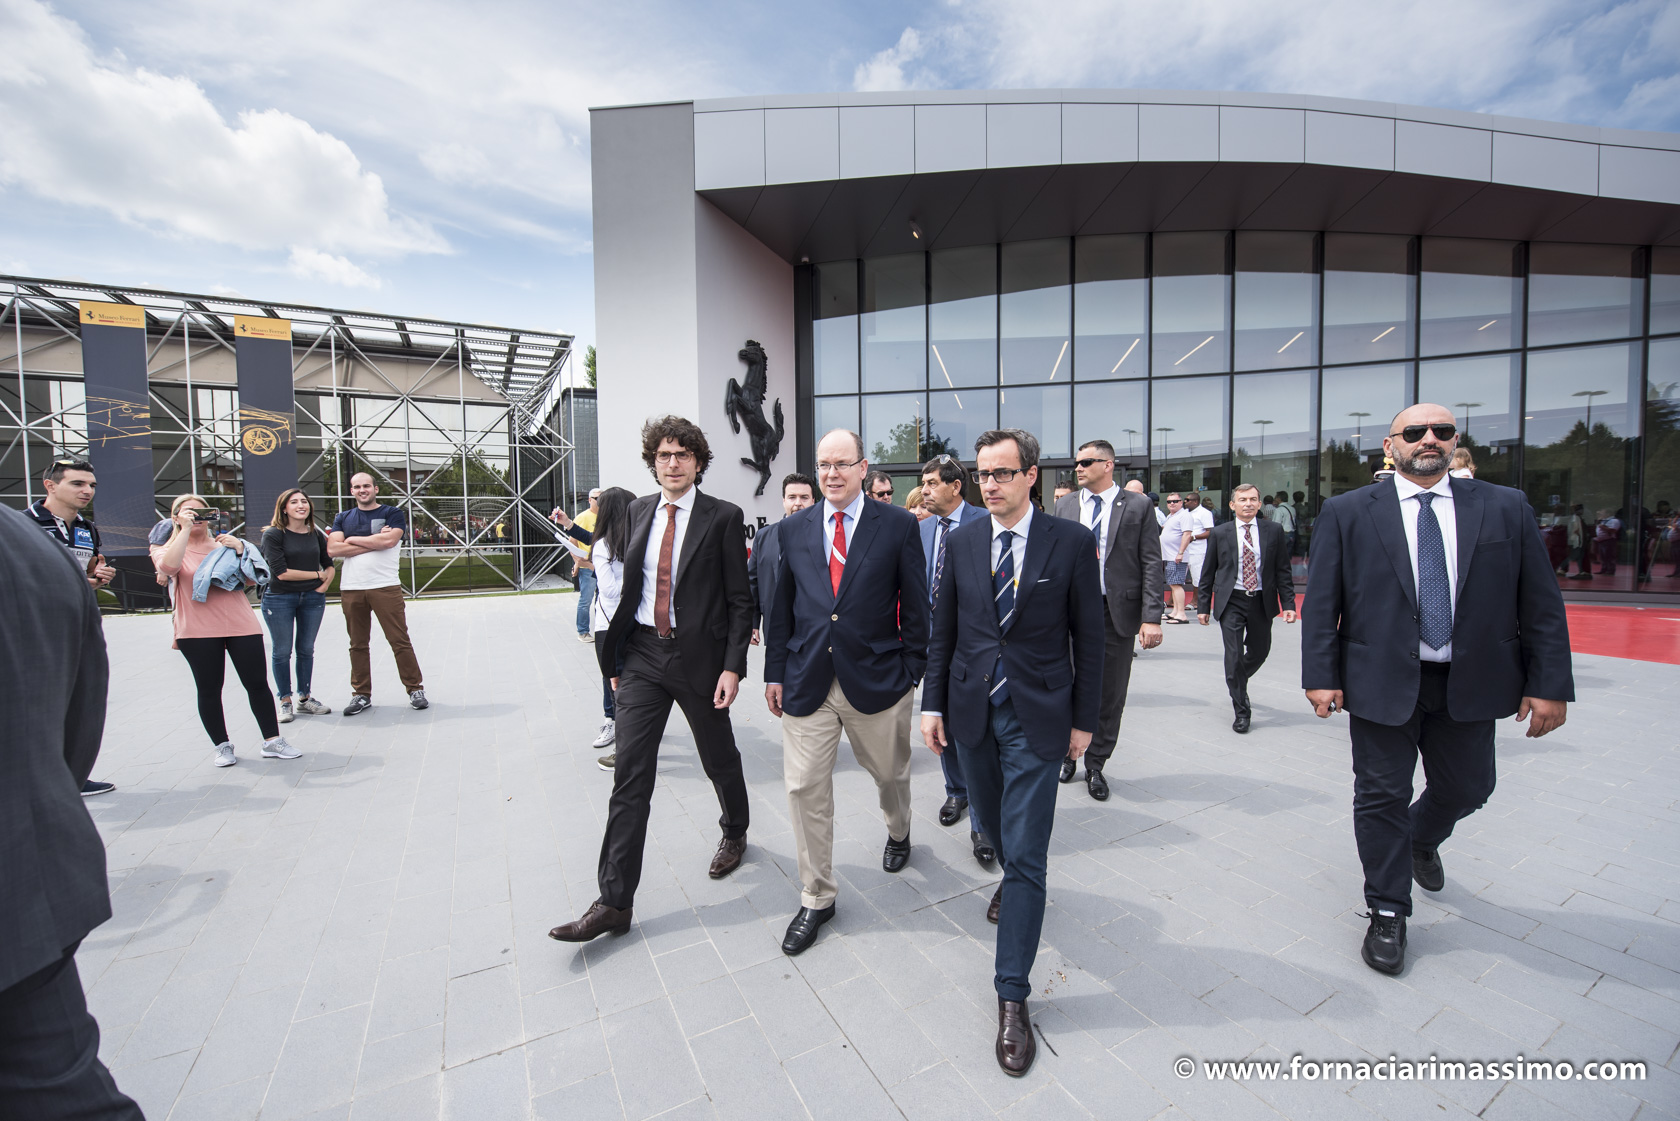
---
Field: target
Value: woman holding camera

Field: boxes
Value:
[151,494,296,767]
[260,488,335,723]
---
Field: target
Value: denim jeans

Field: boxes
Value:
[953,700,1062,1002]
[576,568,597,635]
[262,590,327,698]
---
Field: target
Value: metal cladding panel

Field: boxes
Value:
[1305,111,1394,171]
[1003,163,1134,242]
[1158,163,1299,231]
[987,103,1061,168]
[864,169,983,257]
[915,104,987,173]
[1139,104,1219,162]
[1395,120,1492,181]
[840,105,915,178]
[766,107,840,184]
[1062,103,1138,164]
[1493,132,1598,196]
[694,109,765,190]
[794,175,911,263]
[938,165,1061,247]
[740,180,837,260]
[1598,145,1680,206]
[1078,163,1215,234]
[1220,107,1304,164]
[1243,164,1392,230]
[1426,183,1591,240]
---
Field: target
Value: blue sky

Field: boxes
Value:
[1,0,1675,370]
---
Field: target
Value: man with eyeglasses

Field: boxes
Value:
[919,453,994,865]
[763,429,929,955]
[550,416,755,944]
[748,472,815,645]
[1303,403,1572,977]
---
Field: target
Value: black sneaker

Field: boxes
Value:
[81,780,116,796]
[1412,848,1445,892]
[1361,910,1407,975]
[344,695,372,717]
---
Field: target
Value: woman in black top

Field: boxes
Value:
[260,489,335,723]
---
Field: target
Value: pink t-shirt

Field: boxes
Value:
[151,540,263,646]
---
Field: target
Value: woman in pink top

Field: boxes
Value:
[151,494,297,768]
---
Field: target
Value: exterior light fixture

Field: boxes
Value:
[910,220,925,241]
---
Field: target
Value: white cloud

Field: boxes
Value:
[287,247,378,289]
[854,27,931,92]
[0,0,444,266]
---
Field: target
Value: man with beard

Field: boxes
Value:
[1303,403,1572,976]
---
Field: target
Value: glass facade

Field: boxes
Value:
[801,232,1680,596]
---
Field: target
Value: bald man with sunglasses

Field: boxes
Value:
[1302,402,1572,977]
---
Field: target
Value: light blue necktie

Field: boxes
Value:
[1416,493,1452,650]
[991,530,1015,706]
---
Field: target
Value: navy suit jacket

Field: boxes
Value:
[746,519,783,630]
[764,497,929,718]
[1301,476,1574,726]
[918,502,987,601]
[921,511,1105,761]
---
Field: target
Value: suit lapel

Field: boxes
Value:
[670,491,710,596]
[1366,482,1418,611]
[1452,478,1483,596]
[619,499,657,608]
[1105,491,1127,556]
[1004,514,1053,632]
[835,498,881,606]
[969,523,1002,637]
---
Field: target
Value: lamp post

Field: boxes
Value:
[1347,411,1370,454]
[1454,401,1482,444]
[1571,389,1607,436]
[1121,428,1138,456]
[1252,419,1273,461]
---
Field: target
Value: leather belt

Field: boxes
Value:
[636,623,676,640]
[1232,588,1261,597]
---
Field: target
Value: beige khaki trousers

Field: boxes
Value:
[782,679,914,909]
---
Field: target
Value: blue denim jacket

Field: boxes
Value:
[191,542,270,602]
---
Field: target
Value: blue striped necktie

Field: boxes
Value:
[1416,493,1452,650]
[991,530,1015,706]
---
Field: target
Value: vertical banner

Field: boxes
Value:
[234,315,297,535]
[79,301,155,555]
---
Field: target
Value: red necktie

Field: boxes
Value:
[829,511,847,597]
[1241,522,1259,592]
[654,502,678,635]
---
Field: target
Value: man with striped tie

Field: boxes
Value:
[921,429,1104,1076]
[764,429,929,956]
[1197,483,1296,734]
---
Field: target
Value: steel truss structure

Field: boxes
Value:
[1,275,579,598]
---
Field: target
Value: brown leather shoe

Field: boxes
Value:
[708,835,747,879]
[547,900,632,942]
[996,998,1036,1076]
[987,884,1002,924]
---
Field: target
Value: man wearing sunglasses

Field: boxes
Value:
[1302,403,1572,978]
[1051,441,1164,800]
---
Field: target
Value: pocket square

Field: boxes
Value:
[1036,578,1050,583]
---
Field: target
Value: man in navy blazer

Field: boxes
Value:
[765,429,929,956]
[1303,403,1572,977]
[921,429,1103,1077]
[747,472,815,641]
[917,453,995,865]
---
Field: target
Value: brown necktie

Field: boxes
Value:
[654,502,678,636]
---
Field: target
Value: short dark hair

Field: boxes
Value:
[1292,491,1305,501]
[640,415,712,483]
[781,472,815,497]
[974,429,1039,472]
[45,458,94,483]
[865,470,894,494]
[1076,439,1116,459]
[920,454,965,486]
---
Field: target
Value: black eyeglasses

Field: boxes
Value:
[972,468,1024,484]
[1389,423,1458,443]
[1074,457,1112,469]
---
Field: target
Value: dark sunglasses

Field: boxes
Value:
[1074,457,1112,469]
[1389,423,1457,443]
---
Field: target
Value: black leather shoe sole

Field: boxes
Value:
[1058,758,1076,783]
[883,837,911,873]
[1086,770,1110,801]
[782,905,835,955]
[938,797,967,827]
[1413,849,1445,892]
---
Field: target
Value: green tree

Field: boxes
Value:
[584,344,597,389]
[418,453,513,538]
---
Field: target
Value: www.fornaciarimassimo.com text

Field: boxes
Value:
[1177,1054,1647,1083]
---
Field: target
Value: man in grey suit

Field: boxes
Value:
[749,472,815,644]
[1052,440,1165,799]
[0,505,142,1119]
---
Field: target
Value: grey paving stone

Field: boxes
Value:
[443,963,524,1067]
[688,1017,808,1116]
[355,1022,444,1095]
[600,997,705,1119]
[439,1048,530,1121]
[532,1071,622,1121]
[261,1002,370,1120]
[784,1037,905,1121]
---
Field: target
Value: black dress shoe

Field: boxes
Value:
[548,900,633,942]
[1233,713,1251,734]
[1058,757,1076,783]
[781,904,835,955]
[1361,910,1407,975]
[883,834,911,873]
[987,884,1002,924]
[996,998,1037,1076]
[1413,847,1445,892]
[972,831,996,866]
[938,795,968,827]
[1086,767,1110,801]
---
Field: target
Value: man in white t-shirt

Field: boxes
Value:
[329,473,426,715]
[1160,494,1194,623]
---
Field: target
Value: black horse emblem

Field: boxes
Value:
[724,340,784,496]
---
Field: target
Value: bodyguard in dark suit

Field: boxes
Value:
[765,429,929,955]
[0,506,143,1119]
[747,472,815,639]
[1051,439,1164,800]
[1303,403,1572,976]
[922,429,1103,1077]
[550,416,755,943]
[1197,483,1297,733]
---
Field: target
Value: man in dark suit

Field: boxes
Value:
[764,429,929,955]
[1197,483,1297,733]
[917,453,994,865]
[922,428,1103,1077]
[1303,403,1572,976]
[0,506,143,1119]
[550,416,755,943]
[1051,439,1164,800]
[748,472,815,643]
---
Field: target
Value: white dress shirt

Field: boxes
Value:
[635,485,698,628]
[1077,483,1120,594]
[1392,473,1458,663]
[924,506,1033,720]
[1230,516,1263,592]
[822,489,866,564]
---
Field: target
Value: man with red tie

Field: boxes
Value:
[549,416,754,943]
[764,428,929,955]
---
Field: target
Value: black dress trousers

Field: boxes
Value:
[1218,591,1274,714]
[1086,604,1134,767]
[0,945,144,1120]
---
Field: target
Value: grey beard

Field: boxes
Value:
[1396,448,1449,478]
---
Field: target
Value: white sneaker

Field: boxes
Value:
[278,699,295,723]
[295,696,332,715]
[592,719,616,748]
[212,742,237,767]
[261,736,301,760]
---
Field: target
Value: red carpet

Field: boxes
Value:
[1565,605,1680,666]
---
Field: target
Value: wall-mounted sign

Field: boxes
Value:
[724,339,783,496]
[234,317,298,529]
[77,301,154,554]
